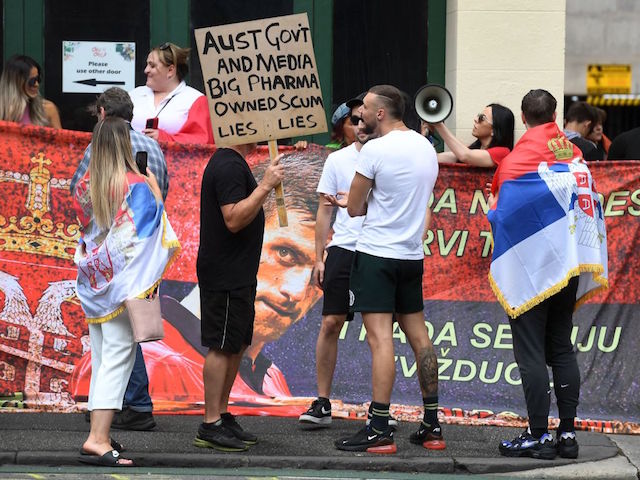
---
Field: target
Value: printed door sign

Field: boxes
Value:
[62,41,136,94]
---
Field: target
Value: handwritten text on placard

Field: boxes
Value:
[195,14,328,147]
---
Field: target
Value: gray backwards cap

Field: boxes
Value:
[331,103,350,126]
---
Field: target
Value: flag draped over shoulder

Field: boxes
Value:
[74,172,181,323]
[488,122,608,318]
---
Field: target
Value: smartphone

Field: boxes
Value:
[145,117,159,129]
[135,151,148,175]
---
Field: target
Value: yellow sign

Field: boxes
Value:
[587,64,631,95]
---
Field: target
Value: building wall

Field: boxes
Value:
[565,0,640,95]
[0,1,448,141]
[445,0,566,144]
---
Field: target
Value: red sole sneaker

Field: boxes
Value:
[423,439,446,450]
[367,443,398,454]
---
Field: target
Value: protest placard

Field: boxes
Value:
[194,13,328,147]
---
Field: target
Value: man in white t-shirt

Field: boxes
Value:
[299,94,400,429]
[334,85,444,454]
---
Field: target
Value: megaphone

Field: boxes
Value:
[414,84,453,123]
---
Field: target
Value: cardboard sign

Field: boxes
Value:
[195,14,328,147]
[587,64,632,95]
[62,41,136,93]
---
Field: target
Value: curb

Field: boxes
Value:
[3,445,620,475]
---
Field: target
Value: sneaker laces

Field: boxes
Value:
[311,398,330,411]
[306,399,320,412]
[509,428,533,443]
[224,414,240,428]
[519,428,552,444]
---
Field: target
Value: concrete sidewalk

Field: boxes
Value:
[0,413,637,478]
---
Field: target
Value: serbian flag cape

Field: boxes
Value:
[74,172,181,322]
[488,122,608,318]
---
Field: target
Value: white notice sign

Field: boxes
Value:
[62,41,136,94]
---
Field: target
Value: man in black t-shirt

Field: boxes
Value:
[194,143,283,452]
[608,126,640,160]
[563,101,601,161]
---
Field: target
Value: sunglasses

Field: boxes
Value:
[27,76,41,87]
[476,113,493,125]
[157,42,175,65]
[350,115,362,125]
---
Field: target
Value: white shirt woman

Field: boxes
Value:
[130,43,213,144]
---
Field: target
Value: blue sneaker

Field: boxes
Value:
[499,428,557,460]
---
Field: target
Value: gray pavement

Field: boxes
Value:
[0,413,638,478]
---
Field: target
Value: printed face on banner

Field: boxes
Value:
[194,14,328,146]
[255,209,319,342]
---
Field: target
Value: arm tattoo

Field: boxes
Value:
[418,345,438,397]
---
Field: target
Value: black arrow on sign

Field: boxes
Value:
[73,78,126,87]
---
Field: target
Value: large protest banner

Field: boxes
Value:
[0,121,638,434]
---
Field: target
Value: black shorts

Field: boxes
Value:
[349,251,424,314]
[200,285,256,354]
[321,246,354,320]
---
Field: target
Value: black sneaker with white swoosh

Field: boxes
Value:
[334,425,395,452]
[299,398,332,426]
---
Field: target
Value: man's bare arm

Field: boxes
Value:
[423,208,432,241]
[221,154,284,233]
[313,198,333,286]
[347,172,373,217]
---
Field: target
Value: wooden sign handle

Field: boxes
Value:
[268,140,288,227]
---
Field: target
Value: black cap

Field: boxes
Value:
[346,92,366,109]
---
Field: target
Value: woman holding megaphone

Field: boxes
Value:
[431,103,514,167]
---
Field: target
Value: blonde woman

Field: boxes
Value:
[130,42,214,144]
[0,55,61,128]
[74,117,179,467]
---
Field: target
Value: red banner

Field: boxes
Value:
[0,121,638,433]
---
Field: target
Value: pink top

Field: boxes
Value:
[20,106,31,125]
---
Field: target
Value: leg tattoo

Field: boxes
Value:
[418,345,438,397]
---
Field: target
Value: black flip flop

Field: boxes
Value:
[79,438,125,455]
[77,449,134,467]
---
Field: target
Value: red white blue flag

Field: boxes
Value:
[74,172,181,322]
[488,123,608,318]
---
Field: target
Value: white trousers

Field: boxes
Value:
[87,310,137,411]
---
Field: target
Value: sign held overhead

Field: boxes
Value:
[195,14,328,147]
